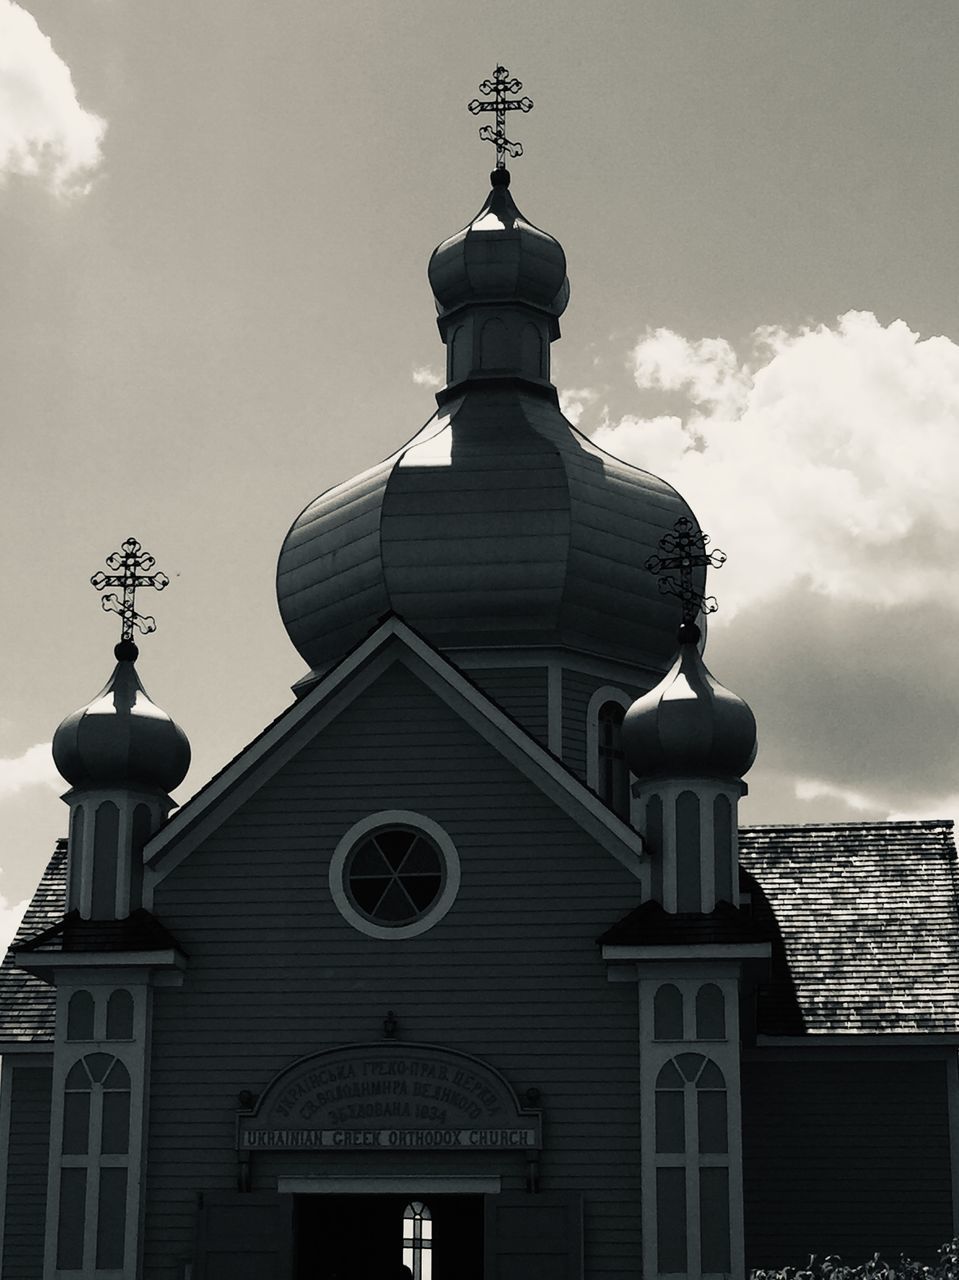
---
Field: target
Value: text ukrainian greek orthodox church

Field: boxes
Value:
[1,107,958,1280]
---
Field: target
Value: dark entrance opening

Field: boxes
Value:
[295,1193,484,1280]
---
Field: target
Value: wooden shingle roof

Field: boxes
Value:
[0,841,66,1045]
[739,820,959,1036]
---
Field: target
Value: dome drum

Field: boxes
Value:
[442,306,553,389]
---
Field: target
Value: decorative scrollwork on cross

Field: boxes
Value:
[646,517,727,624]
[468,65,533,169]
[90,537,170,646]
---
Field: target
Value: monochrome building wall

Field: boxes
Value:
[0,160,957,1280]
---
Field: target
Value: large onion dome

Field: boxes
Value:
[276,170,703,678]
[622,622,757,781]
[53,643,191,793]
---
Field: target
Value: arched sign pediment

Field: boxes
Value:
[238,1041,542,1153]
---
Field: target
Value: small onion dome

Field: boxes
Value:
[53,643,190,793]
[428,169,569,319]
[622,622,757,781]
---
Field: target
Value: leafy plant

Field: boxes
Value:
[750,1238,959,1280]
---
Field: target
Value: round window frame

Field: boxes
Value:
[329,811,461,939]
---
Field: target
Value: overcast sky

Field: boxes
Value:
[1,1,958,946]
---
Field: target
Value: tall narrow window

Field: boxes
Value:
[402,1200,433,1280]
[91,801,119,919]
[68,805,84,912]
[713,794,733,905]
[653,1053,730,1277]
[676,790,702,912]
[58,1053,131,1271]
[598,701,629,818]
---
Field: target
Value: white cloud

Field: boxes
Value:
[559,386,598,426]
[412,366,442,389]
[795,777,958,832]
[592,311,959,619]
[0,1,105,196]
[0,742,61,799]
[795,777,880,814]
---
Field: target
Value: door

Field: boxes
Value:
[194,1191,294,1280]
[295,1193,484,1280]
[484,1192,583,1280]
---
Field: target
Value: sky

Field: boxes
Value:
[1,0,958,948]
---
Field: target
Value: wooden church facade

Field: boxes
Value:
[1,149,958,1280]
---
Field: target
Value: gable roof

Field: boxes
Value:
[142,615,646,888]
[739,820,959,1037]
[0,841,67,1045]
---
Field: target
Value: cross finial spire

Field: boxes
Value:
[646,518,727,628]
[90,537,170,660]
[468,65,533,169]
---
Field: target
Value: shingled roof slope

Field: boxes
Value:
[739,820,959,1036]
[0,841,65,1044]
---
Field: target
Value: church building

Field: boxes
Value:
[1,70,958,1280]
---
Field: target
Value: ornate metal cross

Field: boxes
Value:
[468,65,533,169]
[90,537,170,644]
[646,517,727,623]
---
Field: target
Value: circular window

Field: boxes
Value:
[330,812,460,939]
[347,829,444,923]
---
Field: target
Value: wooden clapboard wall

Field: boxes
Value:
[468,666,550,749]
[2,1060,52,1280]
[742,1057,953,1268]
[143,660,644,1279]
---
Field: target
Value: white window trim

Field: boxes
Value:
[329,810,461,940]
[639,976,745,1280]
[44,983,149,1280]
[585,686,632,795]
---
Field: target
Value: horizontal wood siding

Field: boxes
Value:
[742,1058,953,1269]
[4,1061,52,1279]
[561,670,600,781]
[468,666,549,747]
[145,661,644,1280]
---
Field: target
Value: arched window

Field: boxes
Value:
[654,984,683,1041]
[67,991,95,1041]
[597,701,629,818]
[106,989,134,1040]
[57,1054,131,1270]
[520,321,543,377]
[654,1054,730,1275]
[479,317,508,369]
[68,805,84,912]
[449,325,466,381]
[695,984,726,1040]
[402,1200,433,1280]
[91,801,119,919]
